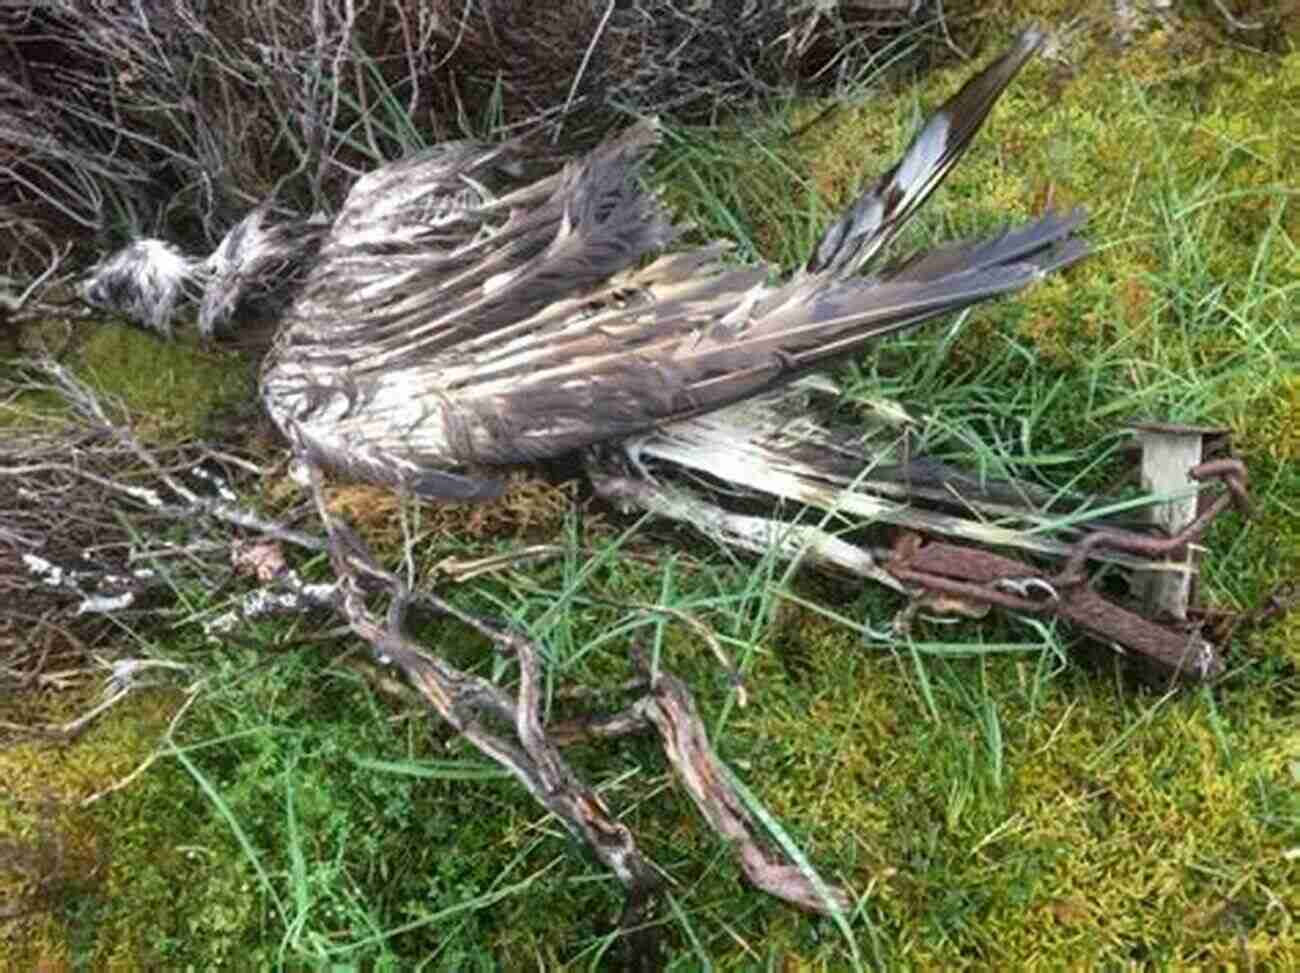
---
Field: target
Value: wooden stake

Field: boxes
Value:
[1130,423,1224,621]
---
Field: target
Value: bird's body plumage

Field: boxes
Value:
[81,28,1086,501]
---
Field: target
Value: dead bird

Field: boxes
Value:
[81,28,1086,503]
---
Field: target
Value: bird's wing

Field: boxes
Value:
[267,208,1084,499]
[367,212,1084,467]
[329,137,561,248]
[264,29,1086,500]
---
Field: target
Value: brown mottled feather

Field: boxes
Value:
[263,29,1086,498]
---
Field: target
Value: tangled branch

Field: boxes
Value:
[1,356,854,957]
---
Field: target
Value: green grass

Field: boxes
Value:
[3,16,1299,971]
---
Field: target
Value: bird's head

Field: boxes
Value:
[79,238,203,339]
[198,206,329,342]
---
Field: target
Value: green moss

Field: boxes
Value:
[710,597,1300,966]
[0,688,183,970]
[75,325,254,441]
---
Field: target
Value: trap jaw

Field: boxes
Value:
[591,398,1251,682]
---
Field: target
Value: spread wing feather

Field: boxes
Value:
[263,28,1087,499]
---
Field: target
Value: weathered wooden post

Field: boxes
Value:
[1129,423,1227,621]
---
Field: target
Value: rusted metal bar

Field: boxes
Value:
[891,542,1223,679]
[1054,457,1249,587]
[885,452,1252,679]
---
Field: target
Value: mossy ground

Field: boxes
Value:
[3,11,1298,969]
